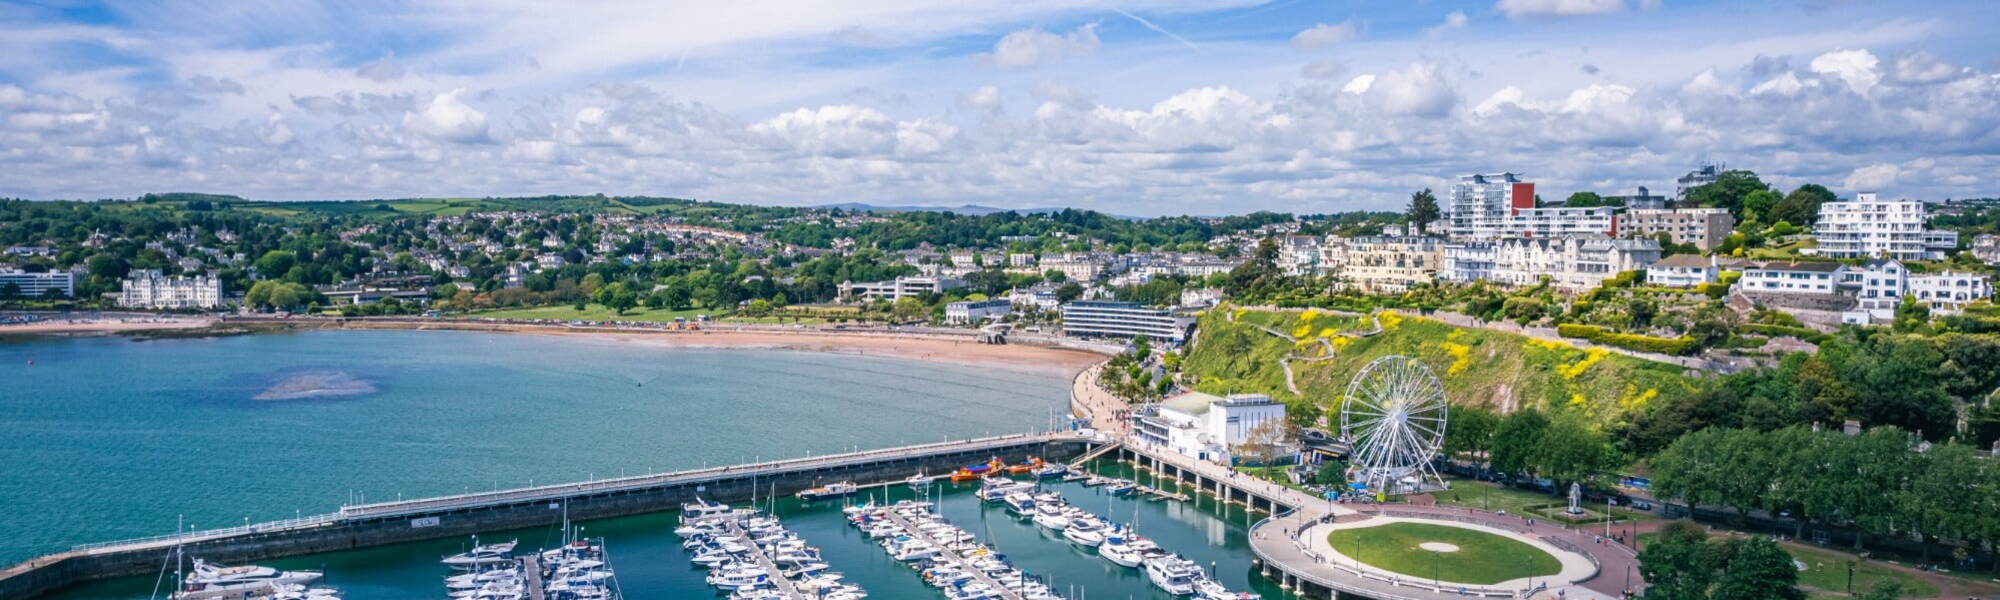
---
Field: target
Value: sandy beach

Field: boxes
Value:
[0,316,218,335]
[576,328,1107,377]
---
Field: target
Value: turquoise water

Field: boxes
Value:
[0,330,1069,563]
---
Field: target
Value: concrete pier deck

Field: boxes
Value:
[730,518,807,600]
[877,506,1029,600]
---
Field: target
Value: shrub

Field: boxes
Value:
[1556,323,1697,355]
[1741,323,1828,343]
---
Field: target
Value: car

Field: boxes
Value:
[1630,501,1654,511]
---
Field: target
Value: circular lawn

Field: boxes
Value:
[1326,521,1564,585]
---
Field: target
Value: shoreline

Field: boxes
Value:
[4,317,1111,377]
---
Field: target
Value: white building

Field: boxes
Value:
[1740,261,1845,295]
[1676,164,1722,205]
[1644,254,1720,288]
[0,269,75,298]
[1179,287,1224,308]
[1133,392,1288,464]
[1910,272,1994,311]
[838,276,966,301]
[944,298,1012,324]
[117,270,225,309]
[1440,243,1496,283]
[1811,193,1958,260]
[1505,206,1619,239]
[1060,300,1193,342]
[1448,172,1535,240]
[1474,236,1662,291]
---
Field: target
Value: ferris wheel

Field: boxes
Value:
[1340,355,1450,494]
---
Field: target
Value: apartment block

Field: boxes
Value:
[1622,208,1736,250]
[1811,193,1957,260]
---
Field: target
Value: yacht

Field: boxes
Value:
[175,559,324,599]
[975,478,1034,502]
[796,481,860,500]
[1195,577,1260,600]
[1000,491,1037,515]
[1098,534,1165,567]
[1105,480,1137,495]
[907,472,936,488]
[1062,518,1108,547]
[705,564,770,590]
[1145,555,1202,595]
[441,539,518,568]
[682,497,733,522]
[1033,463,1069,479]
[1030,504,1073,531]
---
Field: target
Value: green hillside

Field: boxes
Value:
[1181,307,1698,424]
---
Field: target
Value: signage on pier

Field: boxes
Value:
[410,516,440,528]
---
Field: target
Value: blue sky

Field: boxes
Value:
[1,0,1996,215]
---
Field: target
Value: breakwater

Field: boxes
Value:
[1,432,1097,599]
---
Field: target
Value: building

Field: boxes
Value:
[1448,172,1535,240]
[1974,234,2000,265]
[1325,236,1446,294]
[944,298,1012,324]
[1060,300,1193,342]
[1440,243,1495,283]
[1739,261,1845,295]
[1622,208,1736,250]
[1276,235,1322,275]
[1607,186,1668,210]
[1676,164,1722,205]
[1133,391,1288,463]
[837,276,966,301]
[1179,287,1224,308]
[1483,236,1662,291]
[117,270,225,309]
[1505,206,1619,239]
[1811,193,1957,260]
[1041,253,1114,282]
[0,269,76,298]
[1910,272,1994,311]
[1644,254,1720,288]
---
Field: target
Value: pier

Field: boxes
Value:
[875,506,1029,600]
[1,431,1102,599]
[729,518,808,600]
[518,555,546,600]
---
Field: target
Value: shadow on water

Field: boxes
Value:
[51,460,1297,600]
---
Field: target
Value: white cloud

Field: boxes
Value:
[986,24,1099,69]
[1495,0,1626,18]
[1425,11,1470,38]
[1341,74,1376,94]
[402,90,491,144]
[1843,163,1901,191]
[1365,62,1456,118]
[1290,22,1357,51]
[355,59,406,82]
[1884,51,1966,86]
[958,85,1004,116]
[1809,49,1881,92]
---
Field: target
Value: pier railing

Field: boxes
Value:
[71,514,340,553]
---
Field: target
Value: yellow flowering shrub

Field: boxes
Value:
[1440,342,1472,376]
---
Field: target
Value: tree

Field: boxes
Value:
[254,250,298,279]
[1406,189,1441,234]
[1315,459,1347,487]
[1742,189,1783,223]
[87,254,127,280]
[891,296,925,320]
[1687,170,1772,219]
[1770,184,1836,225]
[1489,409,1549,476]
[1711,537,1806,600]
[1055,282,1084,303]
[1637,521,1716,600]
[1857,581,1905,600]
[1231,418,1292,467]
[1565,191,1618,208]
[1531,417,1620,488]
[1443,406,1499,464]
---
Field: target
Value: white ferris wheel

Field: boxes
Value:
[1340,355,1450,494]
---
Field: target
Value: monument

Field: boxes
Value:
[1565,482,1585,515]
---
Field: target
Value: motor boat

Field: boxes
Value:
[1145,554,1202,595]
[1030,504,1073,530]
[705,564,770,590]
[1062,518,1108,547]
[1033,463,1068,479]
[1001,491,1037,515]
[907,472,936,488]
[1195,577,1260,600]
[1099,534,1165,567]
[1105,481,1137,495]
[441,539,518,568]
[796,481,859,500]
[975,478,1034,502]
[174,559,324,599]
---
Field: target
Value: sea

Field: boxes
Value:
[2,330,1292,599]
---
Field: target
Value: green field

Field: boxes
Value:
[1327,522,1563,585]
[1183,307,1698,422]
[1788,543,1940,598]
[467,303,725,323]
[1431,480,1659,525]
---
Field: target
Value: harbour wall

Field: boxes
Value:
[1,433,1095,599]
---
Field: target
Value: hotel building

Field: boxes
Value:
[1060,300,1193,342]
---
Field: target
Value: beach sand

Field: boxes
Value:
[570,328,1107,377]
[0,317,217,335]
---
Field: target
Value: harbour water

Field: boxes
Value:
[0,330,1071,564]
[51,462,1295,600]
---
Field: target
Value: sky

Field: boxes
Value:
[1,0,1997,216]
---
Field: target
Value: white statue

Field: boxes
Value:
[1565,482,1584,515]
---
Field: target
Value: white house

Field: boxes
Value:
[117,270,225,309]
[1739,261,1845,295]
[1133,392,1288,464]
[1644,253,1720,288]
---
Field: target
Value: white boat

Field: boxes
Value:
[1062,519,1107,547]
[174,559,324,599]
[907,472,936,488]
[1001,491,1037,515]
[1195,577,1260,600]
[1146,555,1202,595]
[1099,535,1164,567]
[706,564,770,590]
[1033,463,1069,478]
[1030,505,1072,531]
[796,481,860,500]
[682,497,734,522]
[975,478,1034,502]
[442,539,518,567]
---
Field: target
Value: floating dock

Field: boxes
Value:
[518,555,545,600]
[875,507,1031,600]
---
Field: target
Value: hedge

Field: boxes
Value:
[1742,323,1830,344]
[1556,323,1698,355]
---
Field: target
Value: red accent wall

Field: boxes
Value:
[1511,182,1536,210]
[1609,214,1619,237]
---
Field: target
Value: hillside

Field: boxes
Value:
[1181,307,1699,424]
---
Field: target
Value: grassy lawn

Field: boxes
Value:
[1235,465,1318,494]
[1787,543,1940,598]
[1328,522,1563,585]
[466,303,726,323]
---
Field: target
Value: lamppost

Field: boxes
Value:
[1846,560,1855,594]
